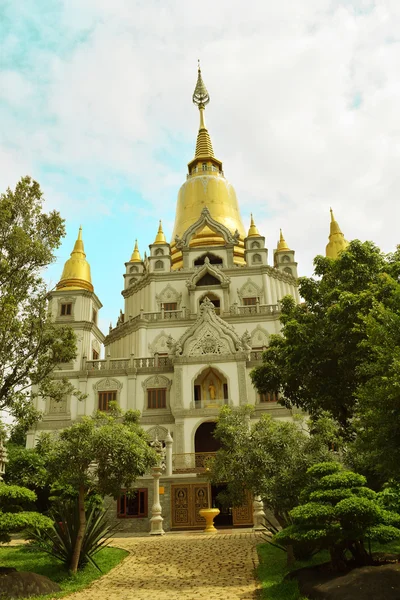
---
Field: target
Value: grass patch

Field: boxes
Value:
[0,544,128,598]
[257,541,400,599]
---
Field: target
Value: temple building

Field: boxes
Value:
[27,67,346,531]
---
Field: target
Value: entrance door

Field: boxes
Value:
[232,492,254,527]
[171,483,210,529]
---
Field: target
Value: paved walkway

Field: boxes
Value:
[67,531,261,600]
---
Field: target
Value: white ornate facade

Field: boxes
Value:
[27,69,301,530]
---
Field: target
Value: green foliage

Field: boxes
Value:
[0,482,52,543]
[0,545,128,597]
[210,406,338,527]
[30,501,118,571]
[251,241,400,430]
[377,481,400,513]
[275,462,400,569]
[0,177,79,430]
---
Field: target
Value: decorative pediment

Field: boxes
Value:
[170,296,243,357]
[146,426,170,442]
[186,257,230,291]
[237,278,263,301]
[93,378,123,392]
[175,207,240,250]
[148,331,170,355]
[156,284,182,309]
[250,325,270,348]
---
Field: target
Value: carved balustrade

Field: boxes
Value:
[172,452,216,474]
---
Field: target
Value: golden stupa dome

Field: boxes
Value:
[170,64,246,269]
[56,227,93,292]
[276,229,290,252]
[326,208,349,259]
[154,221,167,244]
[130,240,142,262]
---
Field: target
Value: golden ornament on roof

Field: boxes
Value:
[326,208,349,259]
[56,226,93,292]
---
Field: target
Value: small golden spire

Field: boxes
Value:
[247,214,260,237]
[154,221,166,244]
[277,229,290,251]
[56,227,93,292]
[130,240,142,262]
[326,208,349,259]
[192,63,214,158]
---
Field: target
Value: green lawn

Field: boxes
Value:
[257,541,400,600]
[0,544,128,599]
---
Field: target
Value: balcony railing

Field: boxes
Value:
[84,355,173,371]
[193,398,228,409]
[172,452,216,474]
[231,304,280,316]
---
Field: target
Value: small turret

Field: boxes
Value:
[56,227,93,292]
[274,229,297,277]
[326,208,349,259]
[154,221,167,244]
[130,240,142,262]
[247,214,260,237]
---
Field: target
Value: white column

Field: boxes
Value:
[165,430,173,477]
[150,465,165,535]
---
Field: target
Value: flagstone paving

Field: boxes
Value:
[66,531,261,600]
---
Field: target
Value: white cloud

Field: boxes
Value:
[1,0,400,287]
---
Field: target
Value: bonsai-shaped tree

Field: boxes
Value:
[274,462,400,570]
[0,483,51,544]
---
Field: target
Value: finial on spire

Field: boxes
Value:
[130,239,142,262]
[326,208,349,259]
[277,229,290,251]
[192,61,210,109]
[154,220,167,244]
[78,225,82,240]
[247,213,260,237]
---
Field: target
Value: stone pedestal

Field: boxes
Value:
[253,496,266,531]
[199,508,220,534]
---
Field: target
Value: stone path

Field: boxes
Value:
[66,531,261,600]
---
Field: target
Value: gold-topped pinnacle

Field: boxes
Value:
[130,240,142,262]
[277,229,290,251]
[326,208,349,259]
[154,221,167,244]
[247,214,260,237]
[192,61,210,109]
[56,227,93,292]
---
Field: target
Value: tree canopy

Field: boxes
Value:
[210,406,339,527]
[0,177,78,429]
[251,241,400,430]
[37,407,157,572]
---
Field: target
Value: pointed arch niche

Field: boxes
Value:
[192,366,229,409]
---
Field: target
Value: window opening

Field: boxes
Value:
[194,253,223,266]
[98,390,116,411]
[243,297,257,306]
[163,302,177,311]
[258,391,278,403]
[60,303,72,316]
[147,388,166,409]
[118,489,148,518]
[92,349,99,360]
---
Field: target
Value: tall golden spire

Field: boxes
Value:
[326,208,349,259]
[247,214,260,237]
[277,229,290,251]
[192,61,214,158]
[56,226,93,292]
[154,221,166,244]
[170,63,246,269]
[130,240,142,262]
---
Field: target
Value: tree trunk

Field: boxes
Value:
[70,485,86,574]
[286,544,295,566]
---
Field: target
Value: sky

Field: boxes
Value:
[1,1,400,334]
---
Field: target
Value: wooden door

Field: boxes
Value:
[232,492,253,527]
[171,483,210,529]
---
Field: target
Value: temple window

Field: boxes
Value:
[92,309,97,324]
[243,297,258,306]
[202,162,207,171]
[60,303,72,316]
[147,388,167,409]
[196,273,220,286]
[281,255,291,263]
[155,248,164,256]
[252,254,262,264]
[258,391,279,403]
[92,349,99,360]
[193,366,228,408]
[155,260,164,270]
[251,241,260,249]
[163,302,177,311]
[118,489,148,518]
[194,253,223,266]
[98,390,117,411]
[129,265,138,273]
[129,277,137,285]
[283,267,292,275]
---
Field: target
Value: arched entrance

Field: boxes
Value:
[194,421,221,454]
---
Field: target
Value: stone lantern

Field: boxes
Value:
[149,436,166,536]
[0,439,8,482]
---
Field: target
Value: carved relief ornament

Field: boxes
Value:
[175,207,240,250]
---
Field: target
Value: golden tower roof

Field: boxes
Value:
[130,240,142,262]
[277,229,290,251]
[56,227,93,292]
[170,64,246,269]
[247,214,260,237]
[326,208,349,259]
[154,221,167,244]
